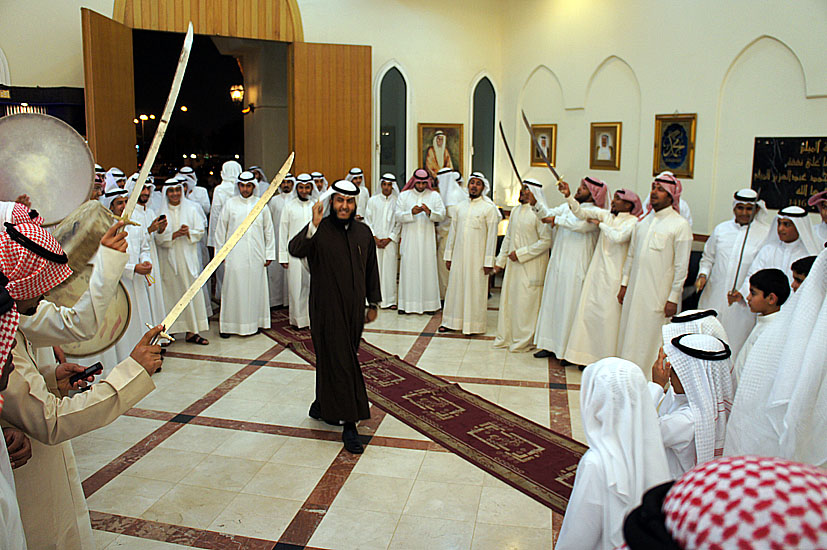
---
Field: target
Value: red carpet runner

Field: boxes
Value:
[263,310,586,514]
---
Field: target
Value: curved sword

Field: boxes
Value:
[498,122,522,182]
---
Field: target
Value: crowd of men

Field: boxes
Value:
[0,156,825,549]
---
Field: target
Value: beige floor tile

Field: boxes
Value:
[475,485,552,529]
[414,356,462,376]
[363,333,418,357]
[93,529,118,549]
[332,473,415,514]
[471,522,552,550]
[373,415,430,441]
[241,462,326,501]
[269,437,342,469]
[271,348,311,365]
[457,354,506,379]
[351,446,426,479]
[157,424,233,454]
[107,534,194,549]
[71,435,135,473]
[389,514,474,550]
[179,454,266,491]
[497,386,549,409]
[417,451,486,485]
[127,447,209,483]
[141,484,236,529]
[90,416,165,444]
[402,479,482,522]
[457,382,502,402]
[212,430,289,462]
[310,505,400,550]
[134,387,204,412]
[199,396,267,421]
[425,336,471,354]
[481,472,514,489]
[465,339,500,355]
[181,361,242,380]
[417,346,465,369]
[208,493,301,540]
[249,403,324,429]
[223,379,288,403]
[87,475,173,517]
[168,374,222,395]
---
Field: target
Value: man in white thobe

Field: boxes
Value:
[155,179,210,344]
[129,178,168,326]
[695,189,770,354]
[346,167,370,220]
[178,166,211,218]
[493,179,551,352]
[102,181,156,365]
[441,173,499,334]
[435,168,463,297]
[208,160,243,299]
[809,189,827,247]
[394,169,446,314]
[248,165,269,196]
[562,184,641,366]
[365,173,401,308]
[311,171,328,194]
[731,205,821,304]
[215,171,276,337]
[618,173,693,376]
[279,173,316,328]
[267,174,294,308]
[532,177,602,360]
[642,171,694,229]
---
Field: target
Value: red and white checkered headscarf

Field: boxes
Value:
[621,455,827,550]
[9,203,44,226]
[651,171,682,213]
[0,274,19,414]
[0,222,72,301]
[582,176,608,209]
[665,456,827,549]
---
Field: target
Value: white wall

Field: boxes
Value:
[3,0,826,233]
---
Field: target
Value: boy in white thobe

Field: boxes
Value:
[346,167,370,220]
[493,179,551,352]
[365,173,401,308]
[441,173,499,334]
[532,177,602,360]
[156,179,210,344]
[695,189,770,355]
[279,174,316,328]
[562,184,641,367]
[618,173,692,375]
[394,169,446,314]
[216,171,276,336]
[266,175,294,308]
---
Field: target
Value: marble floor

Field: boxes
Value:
[75,291,585,549]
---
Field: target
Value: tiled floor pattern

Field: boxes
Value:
[75,291,585,549]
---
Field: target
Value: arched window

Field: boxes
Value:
[472,77,495,194]
[379,67,407,183]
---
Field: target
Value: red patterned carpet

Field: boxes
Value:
[263,309,587,514]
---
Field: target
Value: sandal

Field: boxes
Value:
[185,334,209,345]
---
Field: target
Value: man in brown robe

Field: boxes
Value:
[289,179,381,454]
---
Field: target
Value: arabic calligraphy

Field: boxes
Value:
[751,137,827,210]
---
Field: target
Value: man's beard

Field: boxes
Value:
[330,208,356,228]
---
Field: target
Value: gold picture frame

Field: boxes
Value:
[653,113,697,178]
[530,124,557,167]
[418,123,463,179]
[590,122,622,170]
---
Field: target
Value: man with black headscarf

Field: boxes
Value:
[289,180,381,454]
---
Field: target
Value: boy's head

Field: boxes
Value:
[791,255,817,292]
[747,268,790,315]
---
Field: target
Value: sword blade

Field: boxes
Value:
[156,152,294,339]
[498,122,522,183]
[521,109,562,182]
[123,22,194,221]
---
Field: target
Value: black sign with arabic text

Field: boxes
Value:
[751,137,827,211]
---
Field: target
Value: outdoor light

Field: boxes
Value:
[149,114,155,120]
[20,102,28,107]
[241,103,255,115]
[234,154,240,159]
[139,114,148,121]
[180,105,188,112]
[190,154,196,159]
[230,84,244,103]
[133,118,139,124]
[182,154,188,159]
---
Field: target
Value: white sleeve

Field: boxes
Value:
[555,453,606,550]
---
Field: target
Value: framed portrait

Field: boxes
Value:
[418,123,463,179]
[653,113,697,178]
[590,122,622,170]
[530,124,557,167]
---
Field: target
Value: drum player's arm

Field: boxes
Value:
[19,223,128,348]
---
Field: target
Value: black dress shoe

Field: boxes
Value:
[308,400,321,420]
[342,423,364,454]
[560,359,578,367]
[219,332,231,339]
[533,349,554,358]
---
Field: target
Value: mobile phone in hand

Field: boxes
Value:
[69,362,103,385]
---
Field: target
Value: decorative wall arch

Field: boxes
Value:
[718,35,806,98]
[584,55,640,105]
[373,60,411,184]
[113,0,303,42]
[0,46,10,86]
[468,71,498,184]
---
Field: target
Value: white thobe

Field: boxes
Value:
[188,186,211,217]
[493,204,551,352]
[0,438,26,550]
[649,383,695,478]
[132,205,167,326]
[208,182,237,299]
[618,207,692,374]
[266,194,288,307]
[279,198,314,328]
[642,195,694,228]
[697,219,769,354]
[564,198,637,365]
[533,202,598,355]
[442,197,499,334]
[732,310,777,388]
[216,194,276,335]
[113,219,153,365]
[395,189,446,313]
[813,222,827,248]
[356,185,370,219]
[365,193,401,308]
[738,239,812,299]
[155,201,209,335]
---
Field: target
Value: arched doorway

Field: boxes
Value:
[472,76,495,194]
[379,67,407,184]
